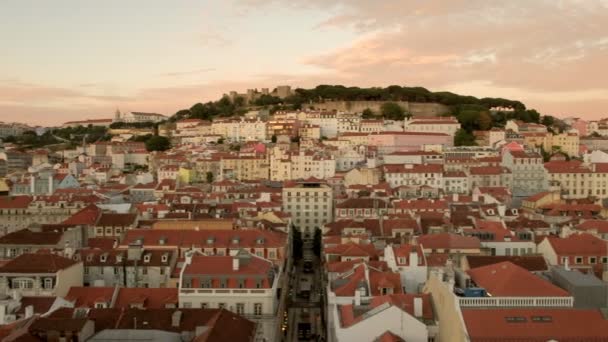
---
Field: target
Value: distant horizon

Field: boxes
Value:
[1,1,606,126]
[0,82,600,127]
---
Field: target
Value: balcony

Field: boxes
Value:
[458,296,573,308]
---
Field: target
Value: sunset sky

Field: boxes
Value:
[1,0,607,126]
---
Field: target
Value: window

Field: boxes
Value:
[12,279,33,289]
[142,267,148,275]
[603,257,608,264]
[236,303,245,315]
[254,303,262,316]
[218,303,226,309]
[575,256,583,264]
[200,303,208,309]
[160,267,165,275]
[114,267,119,275]
[589,257,597,264]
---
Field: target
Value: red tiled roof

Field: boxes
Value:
[466,255,548,272]
[576,220,608,234]
[544,234,607,256]
[96,213,137,227]
[325,242,379,258]
[463,308,608,341]
[183,253,274,289]
[62,204,101,226]
[15,296,56,315]
[65,287,115,308]
[467,261,569,297]
[418,233,481,250]
[120,228,286,250]
[0,253,79,273]
[393,199,448,211]
[0,229,62,245]
[0,196,33,209]
[113,288,178,309]
[524,191,552,203]
[375,331,405,342]
[544,160,590,174]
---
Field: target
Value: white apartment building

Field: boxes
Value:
[117,112,167,123]
[270,149,335,181]
[282,179,333,238]
[501,150,547,197]
[382,164,443,189]
[404,117,461,136]
[179,250,279,342]
[211,118,267,142]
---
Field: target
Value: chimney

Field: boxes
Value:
[354,287,362,306]
[0,304,5,324]
[172,310,182,328]
[413,297,423,318]
[409,250,419,267]
[564,257,570,271]
[25,305,34,318]
[232,257,239,271]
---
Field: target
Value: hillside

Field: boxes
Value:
[169,84,554,146]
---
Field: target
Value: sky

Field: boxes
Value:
[0,0,607,126]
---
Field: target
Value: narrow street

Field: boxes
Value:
[283,241,325,342]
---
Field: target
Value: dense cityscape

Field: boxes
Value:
[2,1,608,341]
[1,85,608,341]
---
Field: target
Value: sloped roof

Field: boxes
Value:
[466,255,548,272]
[544,234,607,255]
[0,253,79,273]
[418,233,481,250]
[463,308,608,341]
[467,261,569,297]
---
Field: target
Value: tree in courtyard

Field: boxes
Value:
[145,135,171,152]
[380,102,405,120]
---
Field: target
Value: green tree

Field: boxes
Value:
[271,135,277,143]
[541,115,555,127]
[540,145,551,162]
[454,129,477,146]
[145,136,171,151]
[361,108,375,118]
[381,102,405,120]
[206,171,214,183]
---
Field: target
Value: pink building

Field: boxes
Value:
[571,119,588,136]
[369,132,453,154]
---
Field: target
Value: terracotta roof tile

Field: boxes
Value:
[467,261,569,297]
[0,253,79,273]
[463,308,608,341]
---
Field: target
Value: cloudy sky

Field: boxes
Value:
[1,0,607,125]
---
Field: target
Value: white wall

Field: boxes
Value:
[332,304,429,342]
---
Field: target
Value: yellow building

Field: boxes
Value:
[545,132,579,157]
[220,156,269,181]
[178,166,198,185]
